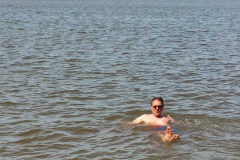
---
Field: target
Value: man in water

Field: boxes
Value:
[131,97,179,142]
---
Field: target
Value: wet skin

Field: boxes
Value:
[162,126,179,142]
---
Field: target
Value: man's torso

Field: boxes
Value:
[143,114,170,126]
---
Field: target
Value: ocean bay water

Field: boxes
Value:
[0,0,240,159]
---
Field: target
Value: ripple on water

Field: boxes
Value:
[17,129,43,136]
[104,115,124,121]
[58,126,100,135]
[0,101,19,106]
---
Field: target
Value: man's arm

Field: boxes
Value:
[131,114,146,124]
[167,115,175,124]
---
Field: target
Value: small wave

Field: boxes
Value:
[0,101,18,106]
[18,129,43,136]
[105,115,123,121]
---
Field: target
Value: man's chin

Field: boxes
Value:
[154,113,161,117]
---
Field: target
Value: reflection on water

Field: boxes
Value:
[0,0,240,159]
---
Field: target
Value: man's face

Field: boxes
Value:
[151,100,164,117]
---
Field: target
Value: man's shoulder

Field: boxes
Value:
[140,114,150,118]
[140,114,152,119]
[144,114,153,117]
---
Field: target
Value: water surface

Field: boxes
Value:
[0,0,240,159]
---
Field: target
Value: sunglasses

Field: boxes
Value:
[152,105,163,109]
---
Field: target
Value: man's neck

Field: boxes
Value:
[152,114,162,118]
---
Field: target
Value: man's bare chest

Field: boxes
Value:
[145,116,169,125]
